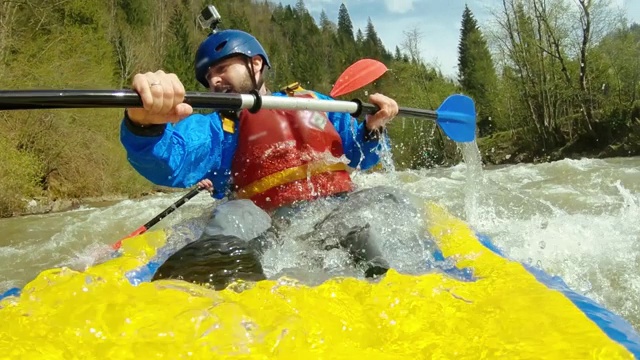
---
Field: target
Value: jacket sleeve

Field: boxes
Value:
[119,112,226,188]
[312,92,388,170]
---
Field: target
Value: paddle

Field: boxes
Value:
[330,58,388,98]
[0,91,476,142]
[111,186,203,250]
[359,94,477,143]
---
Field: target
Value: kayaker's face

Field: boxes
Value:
[206,55,263,94]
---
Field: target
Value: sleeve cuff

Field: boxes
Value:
[123,110,167,137]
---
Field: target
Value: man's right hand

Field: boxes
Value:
[126,70,194,125]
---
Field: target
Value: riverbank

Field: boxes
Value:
[18,195,131,217]
[12,189,179,218]
[477,119,640,166]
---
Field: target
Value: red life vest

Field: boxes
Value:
[230,87,354,211]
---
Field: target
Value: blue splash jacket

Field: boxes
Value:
[120,91,384,199]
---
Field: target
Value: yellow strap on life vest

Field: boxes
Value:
[222,116,235,134]
[280,82,301,96]
[236,162,348,200]
[280,82,318,99]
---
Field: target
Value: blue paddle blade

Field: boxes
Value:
[436,94,477,142]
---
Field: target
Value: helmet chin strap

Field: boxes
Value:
[244,58,265,93]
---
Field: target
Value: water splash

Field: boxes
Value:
[458,140,485,225]
[259,186,431,282]
[377,130,396,173]
[614,180,639,214]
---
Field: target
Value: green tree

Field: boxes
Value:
[337,3,354,41]
[394,45,402,61]
[363,17,383,60]
[119,0,152,28]
[163,2,199,91]
[457,4,498,137]
[319,10,335,32]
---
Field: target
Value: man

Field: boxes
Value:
[120,29,401,289]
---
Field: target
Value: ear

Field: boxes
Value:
[250,55,264,73]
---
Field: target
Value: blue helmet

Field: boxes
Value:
[194,29,271,88]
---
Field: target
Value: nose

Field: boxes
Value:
[208,74,222,89]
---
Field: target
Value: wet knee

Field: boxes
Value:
[152,234,266,290]
[340,224,390,278]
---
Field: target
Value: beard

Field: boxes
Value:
[235,73,256,93]
[214,72,255,94]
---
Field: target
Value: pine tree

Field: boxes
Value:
[163,3,198,91]
[457,4,498,136]
[332,3,356,68]
[337,3,354,41]
[364,17,384,60]
[295,0,307,15]
[288,0,322,88]
[319,10,334,33]
[226,5,252,32]
[355,29,364,44]
[119,0,151,28]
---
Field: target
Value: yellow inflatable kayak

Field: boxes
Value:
[1,202,639,359]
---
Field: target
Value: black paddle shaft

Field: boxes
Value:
[143,187,203,230]
[0,90,244,110]
[358,101,438,121]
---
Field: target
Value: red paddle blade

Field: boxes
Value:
[112,226,147,250]
[330,59,388,98]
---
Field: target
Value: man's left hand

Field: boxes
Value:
[197,179,214,193]
[365,93,399,131]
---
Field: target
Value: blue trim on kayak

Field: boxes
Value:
[125,261,161,286]
[0,287,21,300]
[476,232,640,358]
[428,246,476,282]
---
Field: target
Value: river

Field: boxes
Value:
[1,151,639,331]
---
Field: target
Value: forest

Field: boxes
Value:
[0,0,638,216]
